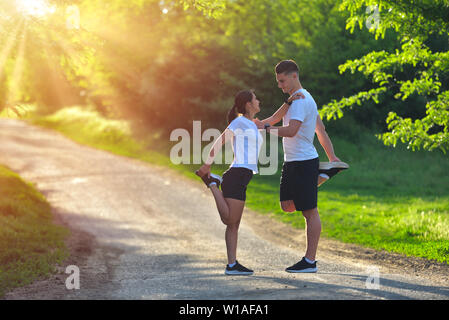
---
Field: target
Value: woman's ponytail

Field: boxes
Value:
[227,90,254,124]
[227,104,238,124]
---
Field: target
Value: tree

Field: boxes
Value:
[320,0,449,153]
[179,0,226,18]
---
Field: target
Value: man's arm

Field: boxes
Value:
[266,120,302,138]
[315,115,340,162]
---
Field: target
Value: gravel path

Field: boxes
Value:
[1,119,448,300]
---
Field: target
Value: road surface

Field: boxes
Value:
[1,119,448,300]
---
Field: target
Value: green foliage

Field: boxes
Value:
[5,0,446,149]
[380,91,449,152]
[0,165,69,297]
[179,0,226,18]
[321,0,449,153]
[340,0,449,40]
[1,0,397,135]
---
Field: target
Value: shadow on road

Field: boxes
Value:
[6,209,446,300]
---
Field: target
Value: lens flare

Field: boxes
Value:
[15,0,56,17]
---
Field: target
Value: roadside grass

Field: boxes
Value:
[0,164,69,298]
[30,107,204,181]
[24,106,449,264]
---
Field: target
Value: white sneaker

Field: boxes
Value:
[318,161,349,186]
[319,161,349,170]
[195,171,222,188]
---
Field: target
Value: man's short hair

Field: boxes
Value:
[275,60,299,75]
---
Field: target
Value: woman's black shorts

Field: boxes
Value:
[221,167,253,201]
[280,157,319,211]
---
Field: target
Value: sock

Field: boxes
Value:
[319,173,329,179]
[208,182,217,187]
[228,261,237,268]
[304,257,315,264]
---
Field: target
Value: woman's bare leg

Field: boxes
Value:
[223,198,245,264]
[208,185,246,264]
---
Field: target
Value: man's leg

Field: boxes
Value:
[284,206,321,273]
[284,159,321,273]
[318,161,349,187]
[302,207,321,261]
[280,200,296,213]
[317,175,328,187]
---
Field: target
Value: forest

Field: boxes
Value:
[0,0,447,152]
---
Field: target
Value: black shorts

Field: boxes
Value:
[221,167,253,201]
[280,158,319,211]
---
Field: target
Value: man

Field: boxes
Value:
[255,60,348,273]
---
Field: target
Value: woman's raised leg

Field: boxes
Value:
[209,184,230,224]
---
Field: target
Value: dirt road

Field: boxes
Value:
[1,119,448,300]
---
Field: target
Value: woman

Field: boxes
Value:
[196,90,301,275]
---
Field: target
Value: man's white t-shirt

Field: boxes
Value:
[227,116,263,174]
[282,88,319,162]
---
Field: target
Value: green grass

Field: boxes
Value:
[25,106,449,264]
[0,164,69,297]
[247,134,449,263]
[30,107,203,181]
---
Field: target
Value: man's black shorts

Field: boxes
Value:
[280,158,319,211]
[221,167,253,201]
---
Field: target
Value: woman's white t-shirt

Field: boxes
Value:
[227,116,263,174]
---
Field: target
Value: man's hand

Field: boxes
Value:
[196,164,211,178]
[329,156,341,162]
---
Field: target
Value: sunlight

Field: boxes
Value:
[15,0,56,17]
[0,22,23,80]
[6,27,27,107]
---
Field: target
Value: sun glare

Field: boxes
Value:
[15,0,56,17]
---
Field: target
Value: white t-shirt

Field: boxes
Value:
[282,88,319,162]
[227,116,263,173]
